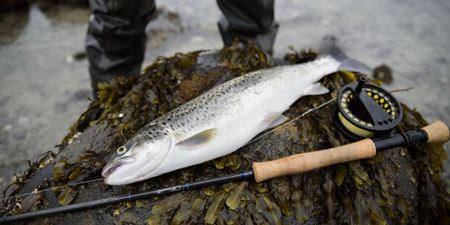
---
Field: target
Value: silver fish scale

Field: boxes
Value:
[151,68,277,140]
[133,124,170,145]
[103,56,345,185]
[141,57,335,142]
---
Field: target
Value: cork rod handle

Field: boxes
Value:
[421,120,449,143]
[252,139,377,183]
[252,120,449,183]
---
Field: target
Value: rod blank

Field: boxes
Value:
[0,171,254,223]
[1,121,448,223]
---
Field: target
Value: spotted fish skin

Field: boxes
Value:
[102,49,371,185]
[152,57,337,140]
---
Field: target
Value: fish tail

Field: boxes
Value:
[320,35,372,75]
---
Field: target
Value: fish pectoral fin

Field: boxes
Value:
[303,82,329,96]
[176,128,218,148]
[264,111,289,129]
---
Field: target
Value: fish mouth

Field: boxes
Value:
[102,163,122,178]
[101,156,136,178]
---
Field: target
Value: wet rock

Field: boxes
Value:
[1,43,449,225]
[373,64,394,84]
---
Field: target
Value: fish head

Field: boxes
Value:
[102,125,174,185]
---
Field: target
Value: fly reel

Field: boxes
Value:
[336,76,403,140]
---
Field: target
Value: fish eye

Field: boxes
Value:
[117,146,127,154]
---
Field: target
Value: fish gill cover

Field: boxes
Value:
[1,43,449,225]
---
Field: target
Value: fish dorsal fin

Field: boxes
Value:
[264,111,289,129]
[177,128,217,147]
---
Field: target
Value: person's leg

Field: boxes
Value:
[85,0,156,98]
[216,0,278,54]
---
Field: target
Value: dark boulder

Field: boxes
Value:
[1,44,449,225]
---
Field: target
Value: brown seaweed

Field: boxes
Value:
[1,43,449,225]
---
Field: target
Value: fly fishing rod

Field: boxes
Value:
[1,120,448,223]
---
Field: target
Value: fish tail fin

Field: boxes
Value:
[320,35,372,75]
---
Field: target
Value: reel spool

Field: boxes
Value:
[336,76,403,140]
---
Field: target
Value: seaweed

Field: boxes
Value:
[1,42,449,225]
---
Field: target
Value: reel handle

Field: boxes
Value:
[252,120,449,183]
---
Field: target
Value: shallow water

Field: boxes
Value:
[0,0,449,193]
